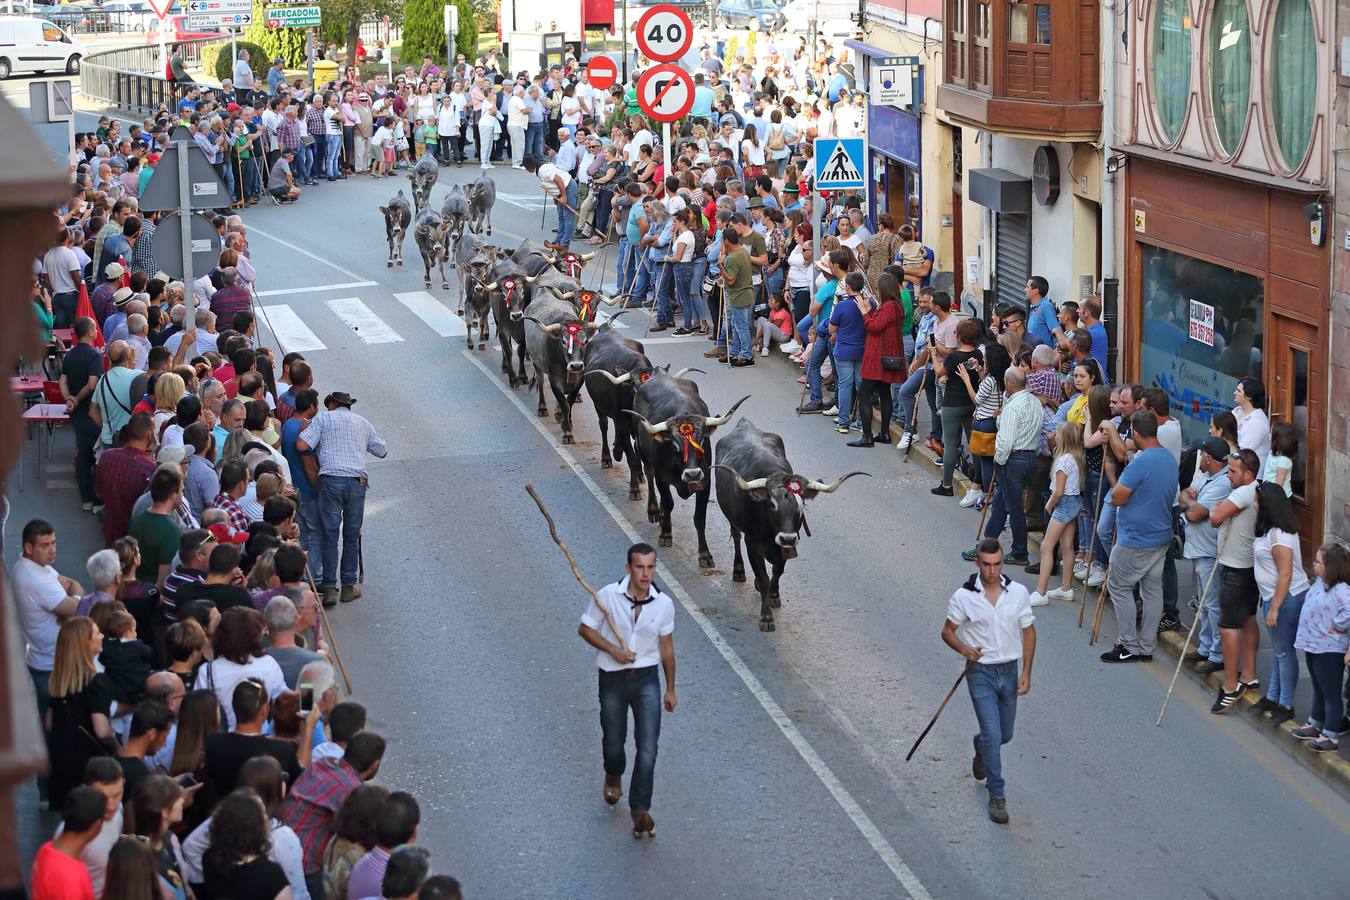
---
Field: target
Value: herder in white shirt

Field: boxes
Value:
[941,538,1037,827]
[578,542,677,840]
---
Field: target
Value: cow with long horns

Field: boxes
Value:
[627,370,748,567]
[482,259,530,387]
[713,418,869,631]
[523,294,600,444]
[583,318,653,497]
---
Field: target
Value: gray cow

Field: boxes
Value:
[413,207,448,289]
[467,175,496,235]
[408,153,438,215]
[523,292,600,445]
[379,191,412,268]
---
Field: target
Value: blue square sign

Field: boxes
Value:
[814,138,866,190]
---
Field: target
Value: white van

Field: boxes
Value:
[0,16,85,79]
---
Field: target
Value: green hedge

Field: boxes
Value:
[200,40,268,86]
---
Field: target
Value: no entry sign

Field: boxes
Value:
[586,55,618,91]
[635,4,693,63]
[636,64,694,123]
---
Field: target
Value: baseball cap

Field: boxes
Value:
[718,113,738,127]
[104,262,126,280]
[274,56,284,64]
[157,444,195,465]
[207,522,249,546]
[226,102,240,113]
[1197,436,1230,462]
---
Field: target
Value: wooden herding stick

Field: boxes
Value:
[906,662,973,762]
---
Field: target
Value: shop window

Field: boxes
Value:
[1288,346,1308,498]
[1009,3,1028,43]
[1138,245,1263,444]
[1268,0,1316,168]
[1208,0,1252,155]
[1150,0,1192,142]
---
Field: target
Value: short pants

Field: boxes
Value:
[1051,494,1083,524]
[1218,564,1259,629]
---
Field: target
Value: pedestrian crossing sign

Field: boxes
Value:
[814,137,866,190]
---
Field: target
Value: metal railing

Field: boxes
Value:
[45,9,156,35]
[81,37,215,115]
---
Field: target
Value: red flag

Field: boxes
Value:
[75,282,105,349]
[118,256,131,289]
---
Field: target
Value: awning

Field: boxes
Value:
[843,39,893,60]
[968,168,1031,214]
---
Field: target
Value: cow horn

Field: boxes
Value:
[579,250,598,261]
[523,317,564,335]
[523,275,538,284]
[593,370,631,385]
[603,310,634,327]
[597,293,621,306]
[711,465,768,492]
[625,410,669,435]
[483,281,499,291]
[586,321,602,332]
[803,471,872,493]
[703,394,751,428]
[560,290,578,299]
[543,255,558,264]
[672,367,705,378]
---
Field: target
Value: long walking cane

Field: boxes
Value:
[902,364,929,463]
[906,661,973,761]
[1157,531,1230,727]
[303,562,355,695]
[1078,468,1110,629]
[973,468,997,544]
[1089,521,1118,646]
[525,485,628,654]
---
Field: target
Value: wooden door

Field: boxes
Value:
[1266,312,1323,558]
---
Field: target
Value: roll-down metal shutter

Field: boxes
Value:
[994,212,1031,312]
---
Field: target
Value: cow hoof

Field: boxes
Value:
[397,260,403,266]
[759,618,776,632]
[629,488,642,501]
[424,281,432,289]
[699,553,714,569]
[562,433,574,445]
[647,509,661,524]
[457,308,465,316]
[553,411,562,422]
[477,343,486,351]
[537,408,548,418]
[658,535,673,548]
[442,282,450,290]
[732,569,746,583]
[386,261,393,268]
[601,457,612,469]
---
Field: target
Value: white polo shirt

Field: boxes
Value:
[581,576,674,672]
[12,557,70,671]
[946,573,1034,665]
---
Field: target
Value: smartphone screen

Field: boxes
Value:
[176,773,199,788]
[299,683,314,715]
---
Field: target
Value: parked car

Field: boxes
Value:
[0,15,84,78]
[780,0,855,36]
[145,13,216,43]
[630,0,712,27]
[715,0,784,32]
[101,0,155,30]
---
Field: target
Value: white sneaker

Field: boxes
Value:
[780,340,801,353]
[1073,559,1090,581]
[512,163,525,169]
[897,432,913,450]
[1029,591,1049,608]
[761,345,770,357]
[1046,586,1075,602]
[823,405,838,417]
[959,490,983,509]
[480,163,492,169]
[1086,564,1107,587]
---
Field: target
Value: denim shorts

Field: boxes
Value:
[1051,494,1083,524]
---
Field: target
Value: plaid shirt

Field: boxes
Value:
[96,447,157,545]
[305,105,326,138]
[299,408,387,478]
[210,284,251,323]
[277,117,303,150]
[283,757,362,874]
[130,219,157,274]
[91,282,117,327]
[211,492,249,532]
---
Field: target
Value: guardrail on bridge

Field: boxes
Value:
[80,37,214,116]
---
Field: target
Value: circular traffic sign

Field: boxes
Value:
[586,55,618,91]
[636,64,695,123]
[635,4,694,63]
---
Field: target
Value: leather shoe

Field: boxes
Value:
[631,810,654,838]
[845,437,874,447]
[1193,659,1224,675]
[603,775,622,806]
[340,585,362,603]
[320,586,339,608]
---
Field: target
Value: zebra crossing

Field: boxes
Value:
[254,289,633,354]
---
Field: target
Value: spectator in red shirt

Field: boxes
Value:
[210,267,252,328]
[31,785,105,900]
[95,413,158,545]
[284,730,386,900]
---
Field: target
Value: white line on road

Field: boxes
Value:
[249,226,368,282]
[326,298,404,344]
[256,281,378,297]
[461,350,934,900]
[393,291,467,337]
[258,304,328,352]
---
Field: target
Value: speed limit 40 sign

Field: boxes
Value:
[636,3,693,63]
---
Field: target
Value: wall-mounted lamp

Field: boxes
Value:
[1303,201,1325,246]
[1105,154,1129,175]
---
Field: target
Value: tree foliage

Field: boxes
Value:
[454,0,478,59]
[400,0,446,63]
[242,0,305,69]
[317,0,403,64]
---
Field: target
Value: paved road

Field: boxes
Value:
[9,162,1350,899]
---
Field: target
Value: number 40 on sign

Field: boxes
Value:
[635,4,692,63]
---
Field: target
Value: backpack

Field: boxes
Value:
[767,124,786,152]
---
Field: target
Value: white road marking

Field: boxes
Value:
[325,298,404,344]
[592,309,630,330]
[250,225,367,282]
[258,304,328,352]
[461,350,935,900]
[255,281,379,297]
[393,291,467,337]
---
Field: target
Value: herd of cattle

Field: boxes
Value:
[376,154,867,631]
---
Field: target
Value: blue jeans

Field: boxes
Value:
[973,417,997,491]
[1191,555,1224,662]
[968,661,1019,800]
[630,253,655,307]
[1263,588,1305,707]
[241,156,260,199]
[805,323,831,404]
[616,239,633,296]
[297,142,313,182]
[653,260,674,325]
[555,179,579,245]
[1078,468,1110,564]
[1305,652,1346,737]
[983,450,1035,559]
[834,356,861,427]
[1096,500,1117,560]
[689,257,710,322]
[324,133,342,178]
[526,121,546,159]
[216,161,235,203]
[295,496,322,567]
[673,261,697,328]
[897,365,939,438]
[317,475,366,587]
[728,305,753,359]
[599,666,662,812]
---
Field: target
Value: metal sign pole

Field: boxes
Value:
[662,121,672,180]
[177,136,197,330]
[231,27,237,74]
[306,28,314,88]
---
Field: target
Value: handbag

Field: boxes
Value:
[968,429,997,457]
[881,355,904,372]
